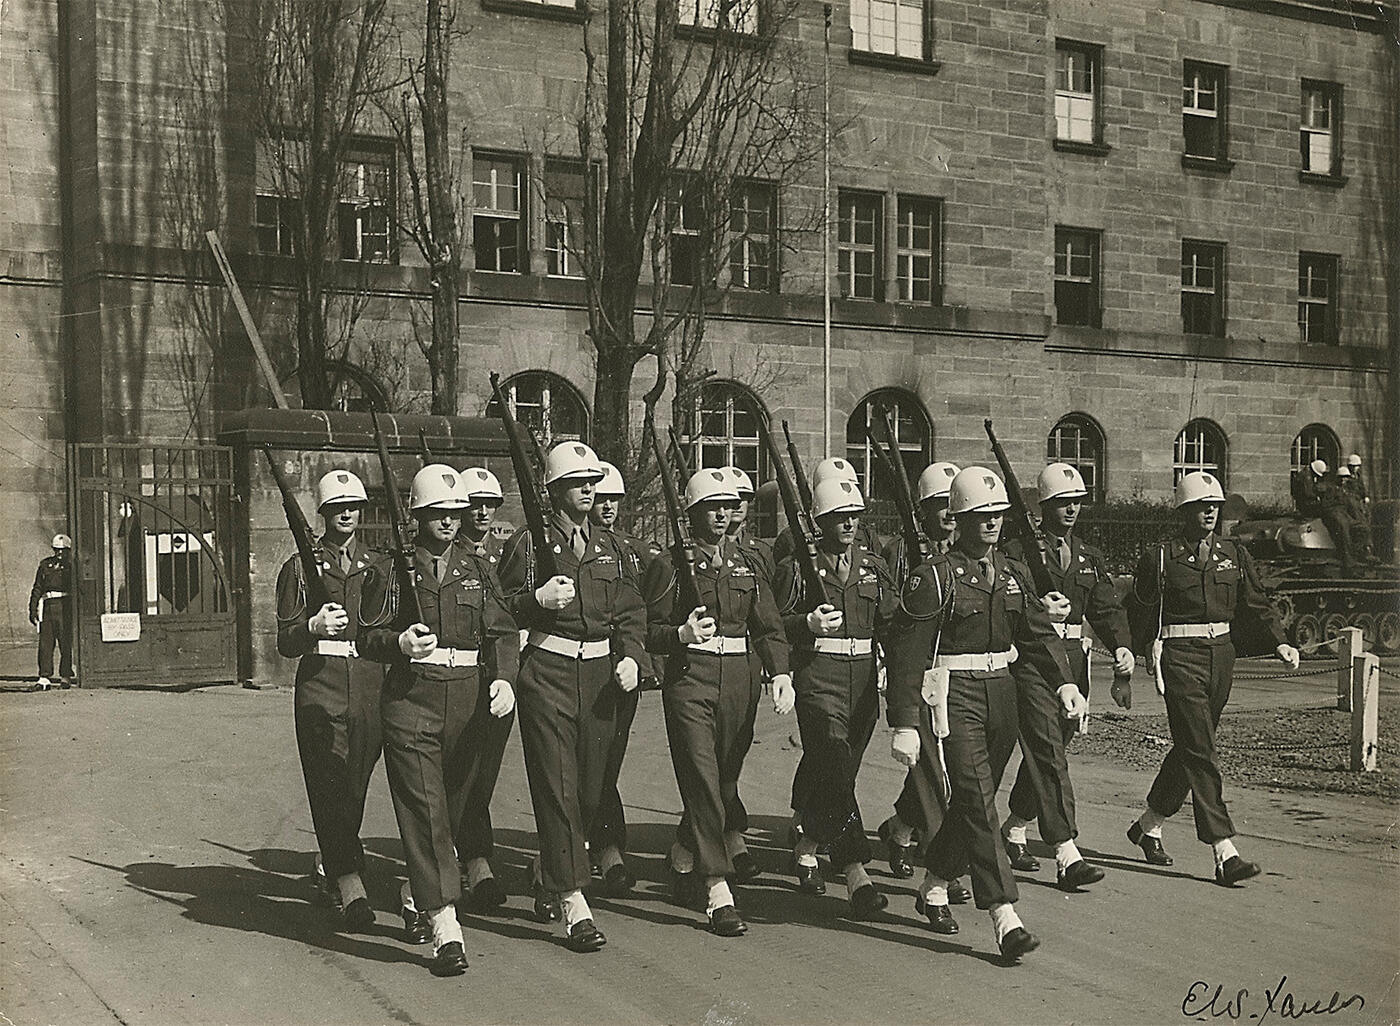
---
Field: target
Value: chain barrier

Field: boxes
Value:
[1088,711,1350,754]
[1088,637,1343,681]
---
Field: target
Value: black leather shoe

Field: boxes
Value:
[429,940,468,976]
[602,862,635,897]
[532,885,562,923]
[795,861,825,895]
[670,867,700,908]
[709,905,748,936]
[1004,840,1041,872]
[341,896,375,932]
[999,926,1040,962]
[467,876,507,912]
[948,878,972,905]
[731,851,761,883]
[878,819,917,879]
[1057,860,1105,891]
[565,918,607,952]
[1215,855,1261,887]
[848,883,888,920]
[1127,822,1174,866]
[914,895,959,934]
[401,906,432,945]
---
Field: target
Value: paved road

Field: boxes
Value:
[2,685,1396,1026]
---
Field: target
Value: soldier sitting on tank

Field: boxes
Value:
[1335,466,1374,563]
[1315,468,1358,574]
[1292,460,1327,518]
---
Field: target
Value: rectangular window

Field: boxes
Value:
[837,191,883,301]
[679,0,758,33]
[668,178,708,287]
[1181,240,1225,337]
[1301,80,1341,176]
[850,0,926,61]
[543,159,589,278]
[338,145,394,262]
[1182,60,1228,161]
[254,194,300,256]
[1054,227,1101,327]
[1055,42,1100,144]
[895,196,940,304]
[1298,252,1339,345]
[472,153,526,273]
[729,180,776,291]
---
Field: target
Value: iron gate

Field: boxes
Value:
[70,443,238,687]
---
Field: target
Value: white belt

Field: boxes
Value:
[42,591,69,601]
[527,631,611,660]
[315,639,359,658]
[412,646,480,668]
[687,635,748,656]
[1161,622,1230,640]
[812,637,874,657]
[934,649,1016,672]
[1052,622,1083,640]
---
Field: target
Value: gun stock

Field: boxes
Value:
[262,447,330,612]
[648,421,701,611]
[782,421,813,509]
[766,431,830,606]
[983,419,1055,597]
[489,372,556,581]
[370,412,424,628]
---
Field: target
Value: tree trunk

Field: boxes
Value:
[422,0,460,415]
[593,345,641,469]
[428,263,460,415]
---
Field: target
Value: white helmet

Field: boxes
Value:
[812,457,859,487]
[1347,453,1362,467]
[1037,462,1088,502]
[1337,465,1352,477]
[51,533,72,550]
[316,469,368,510]
[812,478,865,518]
[948,466,1011,515]
[410,464,470,511]
[544,441,605,485]
[684,468,741,510]
[1309,459,1328,477]
[1174,471,1225,508]
[461,466,504,502]
[917,461,960,502]
[596,461,626,497]
[724,466,755,498]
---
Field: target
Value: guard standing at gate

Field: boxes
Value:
[642,468,793,937]
[274,470,387,932]
[498,441,646,953]
[884,467,1076,961]
[999,463,1131,889]
[1125,471,1299,885]
[360,464,519,977]
[777,477,896,918]
[29,533,75,690]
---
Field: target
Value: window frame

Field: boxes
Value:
[1053,41,1108,153]
[1290,423,1340,475]
[894,195,942,306]
[848,0,938,72]
[728,179,779,292]
[1053,226,1102,328]
[678,0,760,35]
[485,371,590,447]
[471,150,528,275]
[1298,251,1341,346]
[1300,79,1345,184]
[1046,413,1106,504]
[837,189,885,302]
[844,388,933,501]
[542,157,596,280]
[1180,239,1226,338]
[1181,59,1233,172]
[337,139,397,264]
[1173,418,1228,489]
[254,193,300,257]
[677,380,770,484]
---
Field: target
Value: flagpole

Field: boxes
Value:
[822,2,832,458]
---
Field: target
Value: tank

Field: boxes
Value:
[1229,499,1399,657]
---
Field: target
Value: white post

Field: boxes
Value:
[1350,651,1379,773]
[1336,625,1362,712]
[821,3,832,459]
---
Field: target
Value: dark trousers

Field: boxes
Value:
[516,648,615,893]
[381,669,478,910]
[452,688,516,864]
[790,654,879,867]
[665,652,761,877]
[1147,640,1236,843]
[294,658,384,882]
[38,598,74,678]
[925,671,1020,909]
[1320,508,1355,570]
[589,686,640,857]
[1007,640,1087,846]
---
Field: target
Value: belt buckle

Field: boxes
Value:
[984,653,996,671]
[574,638,587,660]
[1205,623,1218,639]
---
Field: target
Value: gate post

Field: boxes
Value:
[1350,652,1379,773]
[1336,626,1362,711]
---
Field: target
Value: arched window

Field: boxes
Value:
[1047,413,1105,503]
[1173,418,1228,487]
[1290,423,1340,474]
[279,360,390,412]
[485,371,589,447]
[845,389,932,500]
[677,381,769,484]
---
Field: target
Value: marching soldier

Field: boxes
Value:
[723,467,775,584]
[587,460,661,896]
[884,467,1077,961]
[999,463,1131,889]
[360,464,519,977]
[1126,471,1299,885]
[642,469,794,936]
[498,442,646,953]
[29,533,75,690]
[777,477,895,918]
[274,470,385,931]
[773,457,882,565]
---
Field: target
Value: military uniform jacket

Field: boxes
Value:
[730,528,775,586]
[773,521,880,572]
[1002,534,1129,653]
[275,541,392,675]
[881,532,953,590]
[641,541,791,683]
[776,543,898,668]
[498,520,647,667]
[461,530,505,569]
[29,555,73,621]
[884,549,1074,730]
[610,529,663,579]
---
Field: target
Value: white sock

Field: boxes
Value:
[844,862,872,898]
[560,889,591,929]
[724,831,747,858]
[315,853,326,881]
[885,815,915,847]
[400,880,417,912]
[705,876,735,915]
[1211,838,1239,867]
[1139,807,1166,838]
[989,902,1023,944]
[795,835,819,868]
[1054,840,1083,872]
[597,845,624,873]
[1004,820,1029,846]
[919,870,949,906]
[464,857,493,890]
[428,904,463,949]
[669,841,696,874]
[336,872,367,905]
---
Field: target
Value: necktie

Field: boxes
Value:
[1058,538,1071,571]
[979,557,993,581]
[1197,538,1211,566]
[339,547,351,575]
[433,556,445,583]
[836,551,851,583]
[572,528,587,560]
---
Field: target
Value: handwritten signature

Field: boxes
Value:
[1182,978,1365,1021]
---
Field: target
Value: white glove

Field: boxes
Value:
[1041,591,1071,623]
[1113,646,1135,678]
[770,673,795,715]
[876,661,888,694]
[489,679,515,717]
[805,603,844,636]
[891,727,920,767]
[1276,644,1301,671]
[678,606,717,645]
[1110,677,1133,710]
[615,656,639,692]
[1057,684,1089,721]
[398,623,437,658]
[1150,639,1165,696]
[308,603,349,638]
[534,575,576,610]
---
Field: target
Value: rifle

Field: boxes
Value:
[766,431,830,606]
[667,427,693,479]
[370,411,424,627]
[782,420,813,509]
[648,420,701,612]
[262,446,330,612]
[489,372,556,581]
[868,409,931,567]
[983,419,1056,597]
[418,428,435,465]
